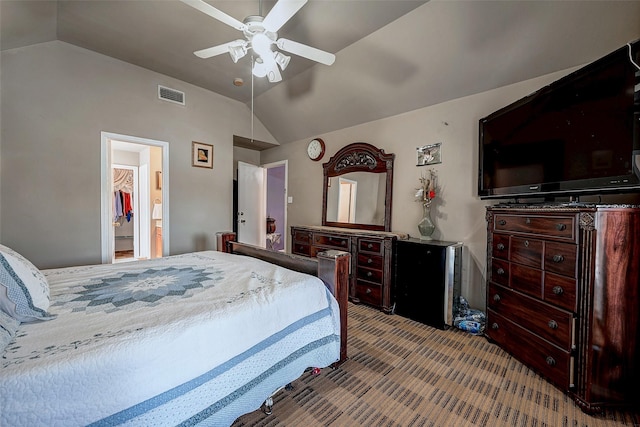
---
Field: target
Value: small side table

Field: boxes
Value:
[216,231,237,253]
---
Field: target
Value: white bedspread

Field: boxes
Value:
[0,251,340,426]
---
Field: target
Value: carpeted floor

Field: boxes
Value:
[232,303,639,427]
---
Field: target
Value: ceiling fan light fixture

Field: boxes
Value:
[251,33,273,57]
[184,0,335,84]
[228,43,247,63]
[274,51,290,71]
[252,57,269,78]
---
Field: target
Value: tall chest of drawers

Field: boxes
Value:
[485,205,640,413]
[291,225,398,313]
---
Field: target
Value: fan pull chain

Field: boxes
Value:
[251,55,255,142]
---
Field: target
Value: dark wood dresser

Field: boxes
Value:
[291,225,403,313]
[485,205,640,413]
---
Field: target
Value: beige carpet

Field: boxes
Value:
[233,303,639,427]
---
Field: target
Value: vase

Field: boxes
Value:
[266,217,277,234]
[417,204,435,239]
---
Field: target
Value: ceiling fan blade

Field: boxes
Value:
[194,40,244,59]
[180,0,246,31]
[276,38,335,66]
[262,0,307,33]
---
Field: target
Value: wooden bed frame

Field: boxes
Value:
[216,232,349,364]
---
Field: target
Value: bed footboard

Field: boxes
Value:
[216,232,349,364]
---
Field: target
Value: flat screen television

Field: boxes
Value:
[478,39,640,200]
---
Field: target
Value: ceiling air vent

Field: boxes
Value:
[158,85,185,105]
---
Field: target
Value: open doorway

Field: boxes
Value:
[112,164,139,262]
[100,132,170,264]
[234,160,288,251]
[265,161,287,251]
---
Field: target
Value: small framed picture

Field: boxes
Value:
[417,143,442,166]
[192,141,214,168]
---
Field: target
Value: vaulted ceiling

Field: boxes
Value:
[2,1,640,144]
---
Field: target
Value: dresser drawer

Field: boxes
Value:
[357,266,383,284]
[487,309,572,390]
[511,237,543,268]
[544,242,578,278]
[292,243,311,256]
[292,229,312,244]
[357,253,383,270]
[359,238,382,254]
[355,281,382,306]
[492,234,510,260]
[314,233,350,250]
[488,284,573,350]
[544,272,578,312]
[494,214,576,242]
[510,264,543,299]
[490,258,510,287]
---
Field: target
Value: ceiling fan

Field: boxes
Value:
[180,0,336,83]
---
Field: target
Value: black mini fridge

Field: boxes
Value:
[393,238,462,329]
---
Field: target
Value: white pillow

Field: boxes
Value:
[0,244,56,322]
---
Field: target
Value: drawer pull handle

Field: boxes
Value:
[493,294,501,303]
[526,218,531,224]
[367,243,373,249]
[552,286,564,295]
[497,268,505,275]
[546,356,556,366]
[367,271,373,277]
[552,254,564,263]
[491,322,499,330]
[366,288,372,294]
[524,240,529,247]
[497,243,505,251]
[548,320,558,330]
[367,258,373,264]
[556,223,566,231]
[498,220,506,226]
[341,240,346,246]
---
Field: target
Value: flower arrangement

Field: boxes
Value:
[415,169,438,208]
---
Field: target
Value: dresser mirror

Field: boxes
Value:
[322,142,395,231]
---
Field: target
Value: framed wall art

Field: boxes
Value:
[192,141,214,168]
[417,142,442,166]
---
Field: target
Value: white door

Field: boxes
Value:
[237,161,266,247]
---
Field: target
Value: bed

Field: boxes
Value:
[0,239,349,426]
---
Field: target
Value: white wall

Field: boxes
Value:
[0,40,276,268]
[260,67,582,310]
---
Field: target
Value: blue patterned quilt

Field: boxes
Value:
[0,251,341,426]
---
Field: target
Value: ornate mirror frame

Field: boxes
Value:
[322,142,395,232]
